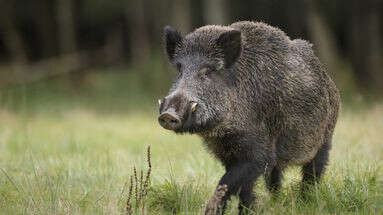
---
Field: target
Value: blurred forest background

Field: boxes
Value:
[1,1,383,213]
[0,0,382,112]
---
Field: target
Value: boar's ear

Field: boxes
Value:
[216,30,241,68]
[164,26,183,61]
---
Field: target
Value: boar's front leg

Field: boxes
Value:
[205,131,272,215]
[205,161,265,215]
[222,162,264,214]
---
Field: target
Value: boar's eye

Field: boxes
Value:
[175,63,182,73]
[198,67,211,80]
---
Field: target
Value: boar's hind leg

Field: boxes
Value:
[301,141,331,191]
[238,181,254,214]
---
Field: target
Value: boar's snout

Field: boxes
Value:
[158,93,199,131]
[158,111,181,130]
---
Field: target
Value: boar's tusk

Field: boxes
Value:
[191,102,198,112]
[158,99,162,106]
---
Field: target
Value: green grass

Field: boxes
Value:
[0,72,382,214]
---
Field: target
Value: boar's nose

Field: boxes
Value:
[158,112,181,130]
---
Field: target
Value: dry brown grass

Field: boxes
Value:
[126,146,152,215]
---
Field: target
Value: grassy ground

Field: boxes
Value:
[0,72,382,214]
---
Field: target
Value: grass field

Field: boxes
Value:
[0,73,382,214]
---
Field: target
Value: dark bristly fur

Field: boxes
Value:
[160,21,340,214]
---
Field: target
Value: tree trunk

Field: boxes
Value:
[56,0,87,89]
[305,1,346,87]
[33,0,56,58]
[170,0,192,33]
[125,0,151,65]
[203,0,227,25]
[349,0,383,93]
[56,0,77,55]
[0,0,28,68]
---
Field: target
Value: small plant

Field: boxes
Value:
[126,146,152,215]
